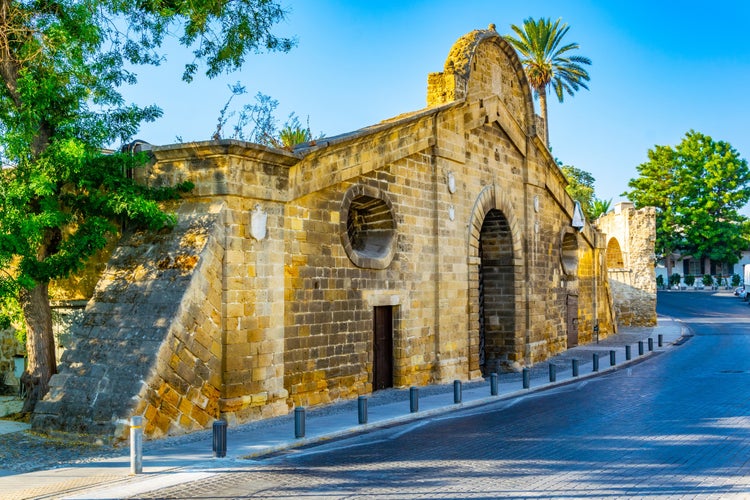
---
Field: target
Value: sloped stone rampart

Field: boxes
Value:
[32,202,227,441]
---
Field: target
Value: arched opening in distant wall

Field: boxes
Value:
[606,237,625,269]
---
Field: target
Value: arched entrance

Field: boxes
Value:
[478,209,515,376]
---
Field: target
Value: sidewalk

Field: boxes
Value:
[0,316,688,500]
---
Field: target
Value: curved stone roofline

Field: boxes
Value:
[434,24,537,138]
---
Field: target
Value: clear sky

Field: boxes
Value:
[120,0,750,208]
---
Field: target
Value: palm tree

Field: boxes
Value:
[591,198,612,219]
[505,17,591,147]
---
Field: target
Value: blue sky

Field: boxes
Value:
[121,1,750,208]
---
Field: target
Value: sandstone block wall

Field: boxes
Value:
[32,25,646,441]
[595,202,657,327]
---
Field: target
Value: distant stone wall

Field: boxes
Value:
[595,202,657,326]
[0,328,22,391]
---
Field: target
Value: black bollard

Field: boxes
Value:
[658,334,663,347]
[625,345,632,360]
[410,386,419,413]
[294,407,305,438]
[572,359,579,377]
[610,350,616,366]
[358,396,368,424]
[549,363,557,382]
[453,380,462,404]
[522,367,530,389]
[593,353,599,372]
[212,419,227,458]
[490,373,498,396]
[638,340,644,356]
[648,338,654,351]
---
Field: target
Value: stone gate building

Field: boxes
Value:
[32,26,655,441]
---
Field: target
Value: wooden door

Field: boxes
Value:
[566,295,579,348]
[373,306,394,391]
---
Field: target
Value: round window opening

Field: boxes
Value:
[341,189,397,269]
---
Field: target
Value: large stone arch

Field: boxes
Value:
[428,24,536,136]
[467,185,525,378]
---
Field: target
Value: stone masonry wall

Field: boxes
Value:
[595,202,657,327]
[31,25,632,440]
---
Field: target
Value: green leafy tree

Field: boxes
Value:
[0,0,295,410]
[624,131,750,281]
[560,165,599,219]
[505,17,591,147]
[213,85,322,149]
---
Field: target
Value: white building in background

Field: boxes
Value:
[655,250,750,289]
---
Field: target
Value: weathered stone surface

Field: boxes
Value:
[595,203,657,327]
[32,202,230,441]
[32,27,655,441]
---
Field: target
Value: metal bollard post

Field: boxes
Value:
[358,396,368,425]
[648,338,654,351]
[610,350,616,366]
[522,367,530,389]
[130,416,143,475]
[294,407,305,438]
[212,419,227,458]
[572,359,579,377]
[410,386,419,413]
[453,380,462,404]
[638,340,644,356]
[490,373,498,396]
[593,353,599,372]
[625,345,632,360]
[549,363,557,382]
[658,334,663,347]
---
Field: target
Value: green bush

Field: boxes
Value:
[656,275,665,288]
[669,273,682,287]
[732,274,741,287]
[702,274,714,287]
[684,275,696,286]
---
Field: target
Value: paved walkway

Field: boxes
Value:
[0,317,687,500]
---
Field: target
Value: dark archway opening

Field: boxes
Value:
[478,209,515,376]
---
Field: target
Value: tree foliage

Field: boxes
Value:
[560,165,610,220]
[590,198,612,219]
[505,17,591,146]
[561,165,594,216]
[0,0,295,409]
[624,130,750,269]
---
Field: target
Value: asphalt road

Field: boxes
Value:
[132,291,750,499]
